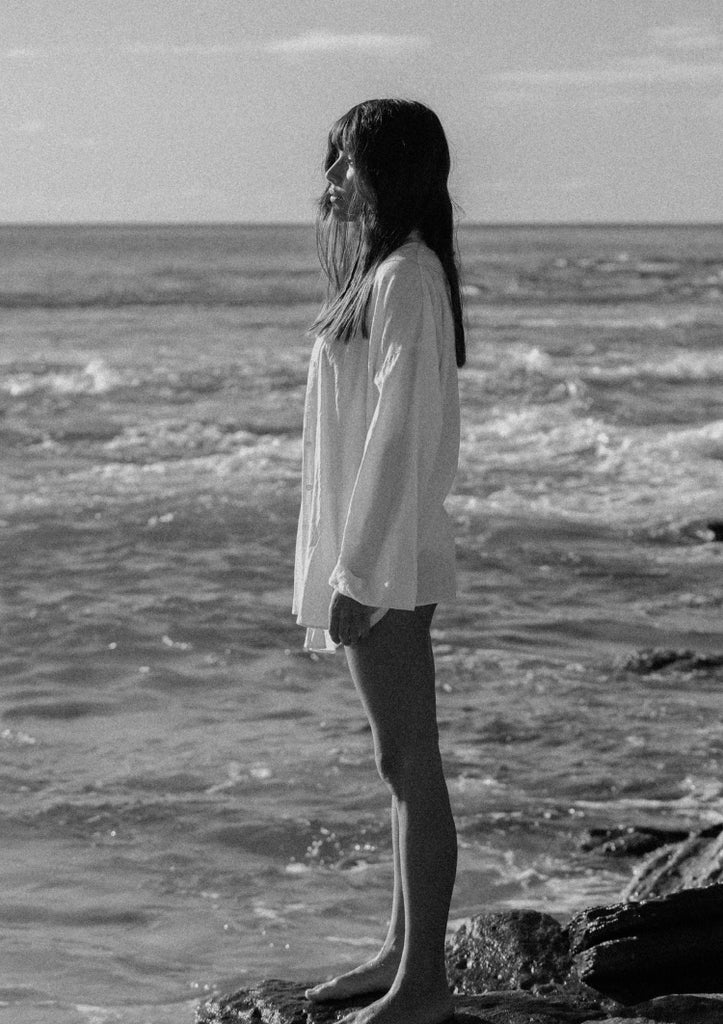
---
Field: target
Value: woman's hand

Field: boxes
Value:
[328,590,373,646]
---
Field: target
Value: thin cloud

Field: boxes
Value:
[486,87,638,108]
[10,120,47,134]
[1,47,47,61]
[650,21,721,52]
[63,136,99,150]
[121,42,251,57]
[490,54,723,88]
[265,31,430,56]
[0,42,253,60]
[704,91,723,122]
[3,36,430,62]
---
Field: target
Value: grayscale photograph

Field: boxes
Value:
[1,3,722,1023]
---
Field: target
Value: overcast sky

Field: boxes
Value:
[2,0,722,223]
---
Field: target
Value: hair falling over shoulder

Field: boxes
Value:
[312,99,466,369]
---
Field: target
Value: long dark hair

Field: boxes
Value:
[312,99,466,369]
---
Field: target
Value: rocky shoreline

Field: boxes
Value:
[196,821,723,1024]
[196,977,723,1024]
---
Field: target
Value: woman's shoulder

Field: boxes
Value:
[374,237,444,295]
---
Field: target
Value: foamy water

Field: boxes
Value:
[0,224,721,1023]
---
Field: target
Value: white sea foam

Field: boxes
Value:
[587,350,723,384]
[2,359,121,397]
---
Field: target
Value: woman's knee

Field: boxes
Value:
[374,747,406,793]
[373,734,439,793]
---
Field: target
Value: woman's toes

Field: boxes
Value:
[304,959,399,1003]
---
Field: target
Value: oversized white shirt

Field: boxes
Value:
[292,236,460,651]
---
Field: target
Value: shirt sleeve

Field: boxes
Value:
[328,258,444,609]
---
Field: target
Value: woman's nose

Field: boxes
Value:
[326,155,344,185]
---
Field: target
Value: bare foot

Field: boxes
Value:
[304,954,401,1003]
[335,984,454,1024]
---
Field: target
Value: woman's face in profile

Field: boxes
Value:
[325,150,356,219]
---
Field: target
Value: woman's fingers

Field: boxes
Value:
[338,607,356,645]
[329,606,342,645]
[329,592,371,645]
[329,599,353,645]
[357,613,371,641]
[348,606,371,645]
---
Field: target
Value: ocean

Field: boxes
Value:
[0,223,721,1023]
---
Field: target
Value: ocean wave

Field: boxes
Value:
[665,421,723,470]
[587,351,723,385]
[639,518,723,546]
[3,700,117,721]
[462,405,606,457]
[4,264,720,311]
[518,308,721,330]
[462,255,723,305]
[1,359,121,397]
[0,280,320,310]
[0,359,303,410]
[455,409,723,530]
[466,339,723,397]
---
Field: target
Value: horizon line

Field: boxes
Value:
[1,219,722,229]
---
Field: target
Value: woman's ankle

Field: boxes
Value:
[377,940,403,964]
[392,959,450,997]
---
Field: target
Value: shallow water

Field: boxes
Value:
[0,224,722,1023]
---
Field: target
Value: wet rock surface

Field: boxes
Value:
[570,885,723,1004]
[445,909,573,993]
[619,649,723,674]
[196,981,723,1023]
[195,979,607,1023]
[197,835,723,1022]
[581,827,690,859]
[619,994,723,1024]
[706,520,723,542]
[624,823,723,900]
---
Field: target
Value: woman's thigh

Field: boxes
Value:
[344,605,439,752]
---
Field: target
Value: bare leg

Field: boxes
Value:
[312,605,457,1024]
[305,800,404,1001]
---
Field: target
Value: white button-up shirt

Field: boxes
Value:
[292,237,460,650]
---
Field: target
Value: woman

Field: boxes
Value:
[293,98,464,1024]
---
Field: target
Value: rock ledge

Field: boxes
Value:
[196,980,723,1024]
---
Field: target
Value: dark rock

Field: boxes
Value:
[620,649,723,674]
[644,519,723,545]
[569,885,723,1004]
[196,979,365,1023]
[707,521,723,542]
[196,982,607,1024]
[585,1018,651,1024]
[453,989,606,1023]
[584,1018,652,1023]
[445,909,573,993]
[624,823,723,900]
[196,897,723,1022]
[581,827,690,859]
[625,994,723,1023]
[570,885,723,952]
